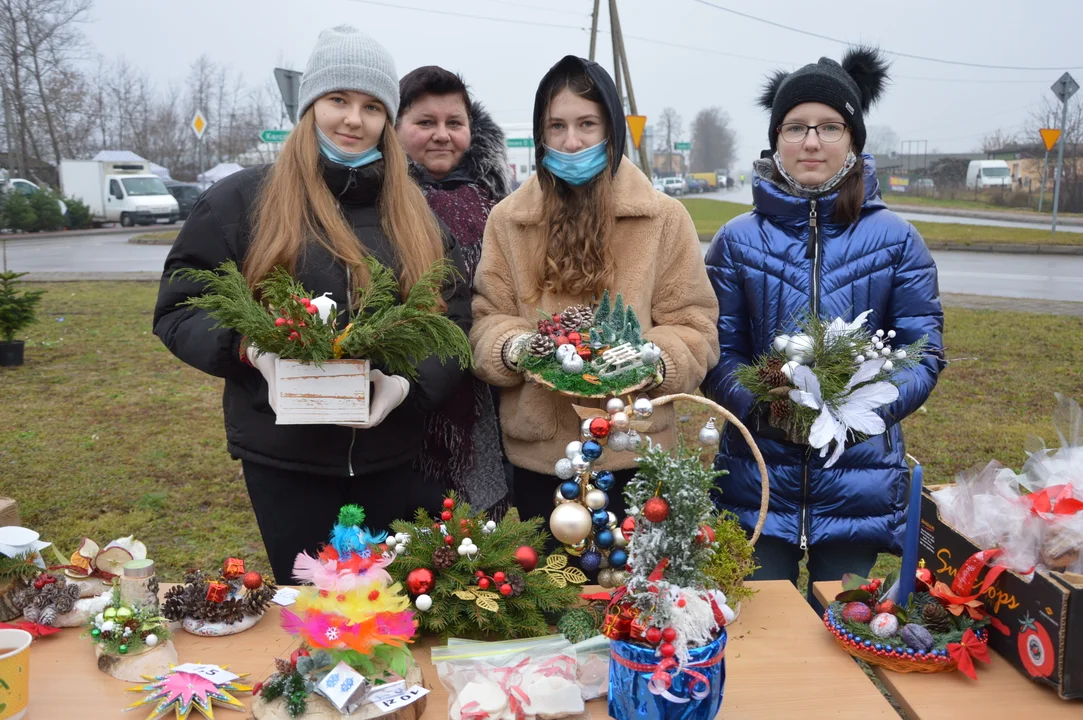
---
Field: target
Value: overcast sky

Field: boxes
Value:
[82,0,1081,172]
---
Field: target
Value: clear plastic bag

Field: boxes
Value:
[433,636,589,720]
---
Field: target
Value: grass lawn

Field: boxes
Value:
[681,198,1083,246]
[130,229,180,243]
[2,282,1082,584]
[882,193,1083,218]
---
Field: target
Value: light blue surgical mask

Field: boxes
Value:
[542,140,609,186]
[316,125,383,168]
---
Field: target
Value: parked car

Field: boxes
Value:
[684,176,708,194]
[660,177,687,196]
[652,177,666,193]
[164,180,202,221]
[0,174,67,218]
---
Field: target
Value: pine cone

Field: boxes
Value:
[506,573,526,598]
[124,618,140,632]
[922,602,953,633]
[560,305,594,333]
[22,605,40,623]
[528,334,556,358]
[38,606,57,626]
[769,398,792,421]
[275,658,294,676]
[758,357,788,388]
[432,547,457,571]
[54,585,78,614]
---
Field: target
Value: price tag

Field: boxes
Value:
[172,664,239,684]
[372,685,429,712]
[363,680,406,705]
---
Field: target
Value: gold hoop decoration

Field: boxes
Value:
[523,368,663,400]
[648,393,771,547]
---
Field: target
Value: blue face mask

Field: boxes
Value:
[541,140,609,186]
[316,125,383,168]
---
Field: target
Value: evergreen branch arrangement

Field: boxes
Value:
[388,493,583,639]
[702,511,759,607]
[0,551,42,585]
[173,257,472,379]
[734,308,928,465]
[517,290,662,397]
[257,650,336,718]
[85,587,171,656]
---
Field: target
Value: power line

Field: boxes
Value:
[691,0,1083,71]
[345,0,589,31]
[476,0,592,16]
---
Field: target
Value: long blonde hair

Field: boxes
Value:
[531,71,616,304]
[245,109,444,306]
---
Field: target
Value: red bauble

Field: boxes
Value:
[478,577,491,590]
[274,317,287,327]
[443,498,455,509]
[696,524,715,545]
[406,568,435,596]
[643,497,670,523]
[476,570,486,578]
[661,627,677,643]
[567,332,582,344]
[441,510,453,521]
[500,583,513,596]
[493,571,506,583]
[659,643,676,658]
[290,648,309,666]
[589,417,611,439]
[645,627,662,644]
[841,601,873,624]
[514,546,539,572]
[444,535,454,545]
[242,571,263,590]
[554,335,570,346]
[621,516,636,535]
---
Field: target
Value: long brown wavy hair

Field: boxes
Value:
[531,70,615,304]
[244,108,444,307]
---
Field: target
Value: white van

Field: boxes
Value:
[966,160,1013,190]
[59,159,179,227]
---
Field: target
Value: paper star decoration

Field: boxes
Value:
[125,668,251,719]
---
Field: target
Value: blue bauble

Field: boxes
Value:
[581,440,603,461]
[608,548,628,567]
[593,471,616,491]
[559,481,581,500]
[580,551,601,572]
[595,529,615,549]
[591,509,609,527]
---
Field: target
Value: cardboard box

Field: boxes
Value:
[920,488,1083,699]
[273,359,369,425]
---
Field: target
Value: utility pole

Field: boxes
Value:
[609,0,623,157]
[609,0,650,173]
[589,0,600,62]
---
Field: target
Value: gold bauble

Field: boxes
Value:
[550,502,592,545]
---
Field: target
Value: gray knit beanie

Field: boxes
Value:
[299,25,400,119]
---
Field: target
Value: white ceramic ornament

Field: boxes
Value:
[633,397,654,418]
[555,457,576,480]
[584,489,608,510]
[459,680,508,716]
[781,360,800,381]
[606,397,626,415]
[611,411,630,430]
[870,612,899,638]
[550,503,592,545]
[415,594,433,612]
[555,344,578,362]
[562,354,585,374]
[785,334,814,359]
[309,292,337,323]
[772,334,791,353]
[566,441,583,460]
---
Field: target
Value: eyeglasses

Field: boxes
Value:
[777,122,849,144]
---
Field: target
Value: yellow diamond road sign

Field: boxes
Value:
[191,111,207,140]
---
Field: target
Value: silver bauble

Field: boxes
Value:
[585,488,608,510]
[607,511,618,527]
[581,418,595,439]
[571,454,591,473]
[555,457,575,480]
[633,397,654,418]
[562,354,585,374]
[597,568,616,588]
[565,441,583,460]
[555,344,578,362]
[611,411,630,430]
[613,528,628,547]
[698,417,721,446]
[608,432,628,452]
[606,397,626,415]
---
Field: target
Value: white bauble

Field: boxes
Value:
[855,355,865,364]
[415,594,433,612]
[549,503,592,545]
[566,441,583,460]
[606,397,626,415]
[772,334,791,353]
[781,360,800,381]
[611,411,630,430]
[585,489,608,510]
[785,334,814,359]
[882,360,894,372]
[896,349,907,359]
[613,528,627,547]
[144,633,159,647]
[562,354,585,374]
[555,344,578,362]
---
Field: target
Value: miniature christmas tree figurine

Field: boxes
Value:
[607,430,734,720]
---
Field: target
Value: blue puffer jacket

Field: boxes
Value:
[702,155,945,553]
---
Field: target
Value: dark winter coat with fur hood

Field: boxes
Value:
[410,100,512,511]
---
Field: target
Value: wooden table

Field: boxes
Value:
[25,581,896,719]
[813,582,1083,719]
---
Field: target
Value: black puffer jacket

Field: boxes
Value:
[152,159,472,477]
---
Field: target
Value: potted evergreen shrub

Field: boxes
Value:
[0,271,45,367]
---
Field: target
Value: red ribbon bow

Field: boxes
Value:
[1028,484,1083,518]
[947,629,990,680]
[0,621,61,638]
[929,550,1010,635]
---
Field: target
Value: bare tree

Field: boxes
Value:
[655,107,682,173]
[865,125,899,156]
[980,127,1018,155]
[689,107,735,174]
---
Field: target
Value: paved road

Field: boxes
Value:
[692,187,1083,233]
[8,233,1083,303]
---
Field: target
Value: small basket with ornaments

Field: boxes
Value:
[822,562,1002,679]
[516,291,663,398]
[161,558,276,636]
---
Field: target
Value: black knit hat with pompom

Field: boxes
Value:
[758,46,890,153]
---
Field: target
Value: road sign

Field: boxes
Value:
[1039,128,1061,152]
[190,111,207,140]
[274,68,303,124]
[260,129,290,144]
[506,138,534,148]
[674,141,691,151]
[626,115,646,150]
[1051,72,1079,103]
